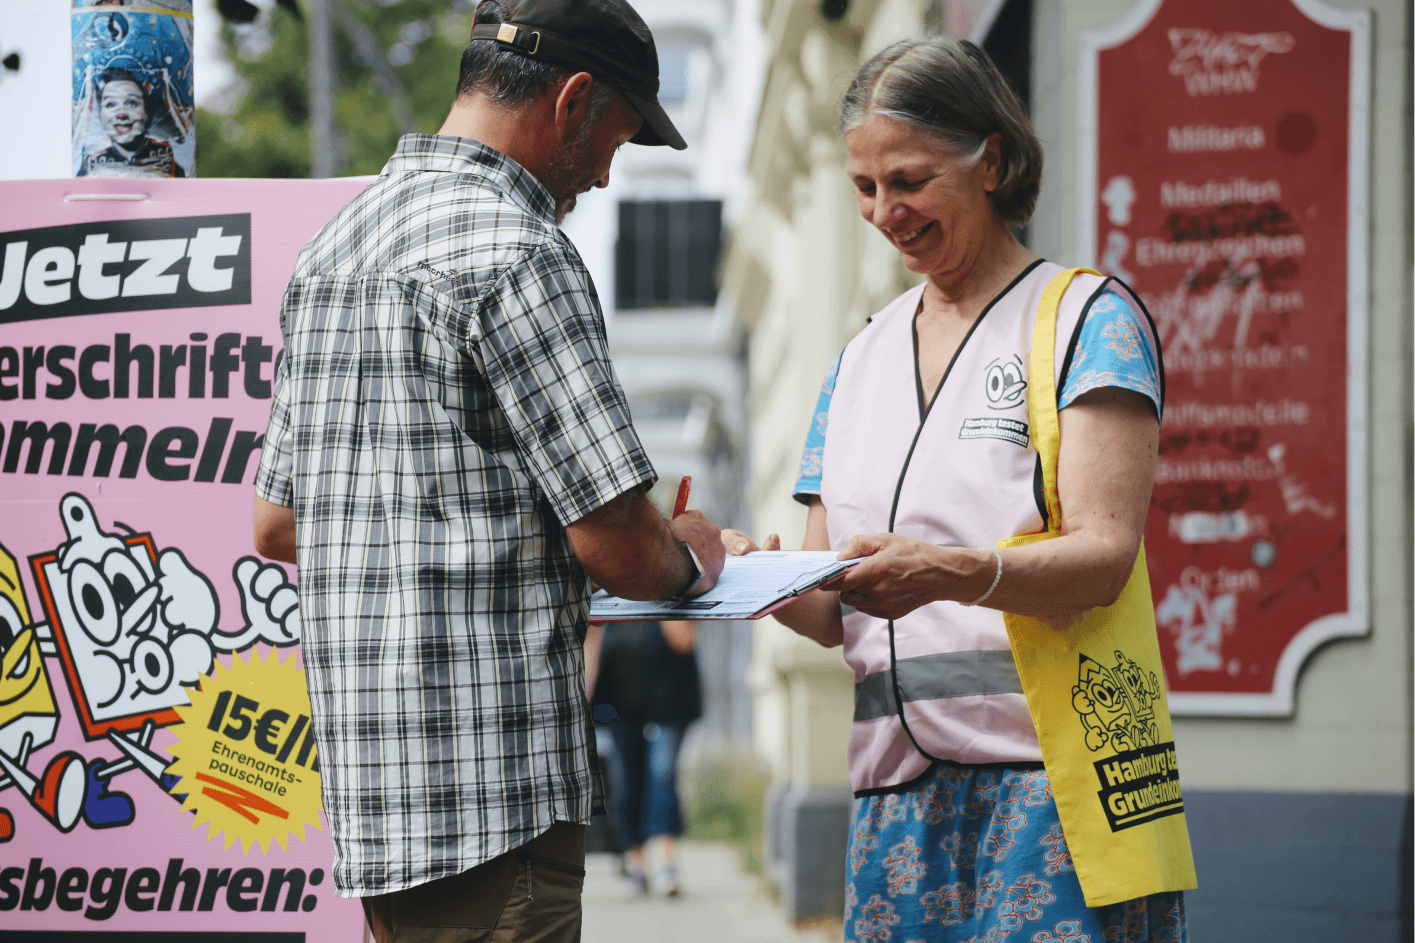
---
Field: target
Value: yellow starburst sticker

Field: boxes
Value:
[167,647,324,853]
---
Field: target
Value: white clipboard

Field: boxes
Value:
[588,551,859,621]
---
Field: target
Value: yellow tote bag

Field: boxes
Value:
[998,268,1198,907]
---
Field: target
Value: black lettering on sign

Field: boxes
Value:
[206,689,318,773]
[0,858,323,924]
[1093,742,1186,831]
[0,215,252,324]
[0,418,264,485]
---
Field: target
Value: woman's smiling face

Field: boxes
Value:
[845,114,1002,281]
[99,80,147,147]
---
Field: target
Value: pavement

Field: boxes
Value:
[582,841,838,943]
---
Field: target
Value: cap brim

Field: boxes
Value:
[621,87,687,150]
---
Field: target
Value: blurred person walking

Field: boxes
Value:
[725,36,1194,942]
[587,620,701,897]
[252,2,726,941]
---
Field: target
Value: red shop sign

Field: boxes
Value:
[1078,0,1371,715]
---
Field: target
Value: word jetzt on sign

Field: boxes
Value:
[0,216,252,323]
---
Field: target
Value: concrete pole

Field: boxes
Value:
[308,0,338,178]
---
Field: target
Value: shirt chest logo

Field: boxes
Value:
[959,416,1030,448]
[984,354,1028,409]
[957,354,1031,447]
[416,260,460,283]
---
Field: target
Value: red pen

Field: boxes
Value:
[672,475,692,518]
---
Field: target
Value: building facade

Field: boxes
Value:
[561,0,765,749]
[721,0,1413,936]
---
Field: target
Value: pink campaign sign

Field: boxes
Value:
[0,176,369,940]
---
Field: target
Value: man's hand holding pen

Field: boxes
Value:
[668,510,725,596]
[668,476,725,597]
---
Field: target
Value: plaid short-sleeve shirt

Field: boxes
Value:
[255,134,656,897]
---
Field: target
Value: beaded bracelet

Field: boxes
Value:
[960,547,1002,607]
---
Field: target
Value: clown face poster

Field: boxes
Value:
[0,176,369,940]
[72,0,194,178]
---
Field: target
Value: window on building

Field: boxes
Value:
[982,0,1033,245]
[982,0,1032,113]
[615,200,722,310]
[657,46,691,105]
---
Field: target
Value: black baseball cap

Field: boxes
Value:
[470,0,687,150]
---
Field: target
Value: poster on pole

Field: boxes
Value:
[72,0,195,178]
[1078,0,1370,715]
[0,176,369,939]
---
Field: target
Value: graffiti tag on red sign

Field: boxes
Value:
[1080,0,1370,714]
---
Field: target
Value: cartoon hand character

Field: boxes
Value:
[221,557,301,650]
[156,549,219,636]
[56,494,132,574]
[153,548,221,686]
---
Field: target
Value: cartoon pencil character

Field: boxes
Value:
[1071,652,1158,753]
[0,542,89,836]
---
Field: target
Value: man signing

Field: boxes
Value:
[253,2,722,939]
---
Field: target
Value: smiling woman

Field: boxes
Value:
[840,38,1041,227]
[722,33,1193,943]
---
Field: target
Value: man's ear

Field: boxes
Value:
[552,71,596,136]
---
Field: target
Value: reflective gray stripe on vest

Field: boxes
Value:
[853,651,1024,722]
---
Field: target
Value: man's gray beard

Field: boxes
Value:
[540,125,596,225]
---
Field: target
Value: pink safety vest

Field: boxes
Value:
[820,260,1158,794]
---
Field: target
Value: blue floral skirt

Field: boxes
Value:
[845,764,1187,943]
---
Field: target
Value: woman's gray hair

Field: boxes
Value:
[840,37,1042,226]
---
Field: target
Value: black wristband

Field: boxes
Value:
[680,541,704,595]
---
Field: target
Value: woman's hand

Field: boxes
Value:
[829,388,1160,622]
[729,503,842,647]
[834,534,993,621]
[722,529,781,555]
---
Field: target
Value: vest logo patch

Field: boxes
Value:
[959,417,1029,447]
[985,354,1028,409]
[1073,650,1185,831]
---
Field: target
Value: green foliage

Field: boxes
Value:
[685,751,771,872]
[196,1,470,178]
